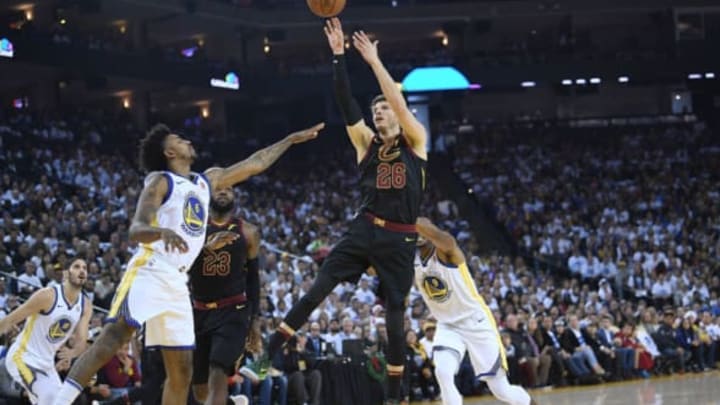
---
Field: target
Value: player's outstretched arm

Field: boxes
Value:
[353,31,427,159]
[204,123,324,190]
[325,18,374,162]
[416,217,464,265]
[128,173,188,253]
[0,288,54,335]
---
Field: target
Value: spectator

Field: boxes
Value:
[504,314,551,387]
[560,315,606,377]
[281,335,321,405]
[653,310,689,373]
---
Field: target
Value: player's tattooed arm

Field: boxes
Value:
[243,222,261,317]
[204,123,325,190]
[352,30,427,159]
[129,173,188,252]
[416,217,465,265]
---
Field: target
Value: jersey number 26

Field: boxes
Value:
[376,162,406,189]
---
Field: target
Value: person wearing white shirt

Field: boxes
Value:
[353,276,376,306]
[580,252,600,280]
[17,262,43,297]
[597,279,613,302]
[336,318,358,355]
[651,274,673,302]
[419,322,436,360]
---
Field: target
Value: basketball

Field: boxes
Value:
[306,0,346,18]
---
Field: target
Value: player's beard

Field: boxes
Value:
[68,277,85,289]
[210,199,234,215]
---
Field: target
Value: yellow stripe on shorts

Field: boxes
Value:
[108,247,153,318]
[458,263,508,372]
[13,314,38,386]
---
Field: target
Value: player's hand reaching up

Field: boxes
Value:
[324,18,345,55]
[286,122,325,144]
[160,228,189,253]
[352,30,380,65]
[205,231,240,251]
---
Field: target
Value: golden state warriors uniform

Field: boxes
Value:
[5,285,85,404]
[107,171,210,348]
[414,248,507,380]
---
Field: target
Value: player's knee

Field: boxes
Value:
[433,350,458,386]
[192,384,208,402]
[207,364,229,388]
[97,322,133,353]
[167,358,193,387]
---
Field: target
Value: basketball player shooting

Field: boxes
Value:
[414,217,537,405]
[52,122,324,405]
[267,17,427,405]
[0,258,93,404]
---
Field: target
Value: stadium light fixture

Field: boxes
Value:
[687,73,702,80]
[575,79,587,85]
[705,72,715,79]
[618,76,629,83]
[561,79,572,86]
[521,81,536,88]
[589,77,601,84]
[401,66,471,92]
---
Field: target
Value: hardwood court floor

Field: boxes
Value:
[412,371,720,405]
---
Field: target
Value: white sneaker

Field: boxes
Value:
[230,395,249,405]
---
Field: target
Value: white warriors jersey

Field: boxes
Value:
[138,171,210,272]
[8,285,85,370]
[414,248,494,324]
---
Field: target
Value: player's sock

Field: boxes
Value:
[52,378,83,405]
[386,364,404,401]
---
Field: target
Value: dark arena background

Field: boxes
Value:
[0,0,719,404]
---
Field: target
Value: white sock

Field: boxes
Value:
[51,379,83,405]
[485,371,532,405]
[433,349,463,405]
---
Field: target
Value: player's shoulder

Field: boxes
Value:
[143,171,172,188]
[239,219,261,239]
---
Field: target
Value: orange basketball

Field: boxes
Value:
[306,0,346,18]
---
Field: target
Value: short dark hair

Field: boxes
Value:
[370,94,386,109]
[139,124,171,172]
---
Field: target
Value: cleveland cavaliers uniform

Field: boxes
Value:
[414,248,507,380]
[319,135,426,303]
[6,285,85,404]
[107,171,210,348]
[188,218,256,382]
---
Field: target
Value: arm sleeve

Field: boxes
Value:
[246,257,260,317]
[333,55,363,125]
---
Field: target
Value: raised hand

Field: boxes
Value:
[324,18,345,55]
[287,122,325,144]
[205,231,240,251]
[352,30,380,65]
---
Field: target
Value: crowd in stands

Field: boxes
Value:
[451,120,719,387]
[0,109,718,404]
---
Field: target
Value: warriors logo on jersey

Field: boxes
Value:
[47,317,73,343]
[182,192,206,237]
[422,273,452,303]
